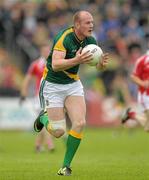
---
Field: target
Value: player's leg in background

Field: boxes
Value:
[35,128,55,152]
[122,107,147,126]
[35,129,44,152]
[43,128,55,152]
[137,93,149,131]
[35,122,55,152]
[122,93,149,129]
[132,112,147,126]
[144,109,149,132]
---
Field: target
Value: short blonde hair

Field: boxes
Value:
[73,11,82,24]
[73,10,92,25]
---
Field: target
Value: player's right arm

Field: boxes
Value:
[19,62,36,104]
[19,73,34,105]
[131,55,149,89]
[131,74,149,88]
[52,48,93,72]
[21,74,33,98]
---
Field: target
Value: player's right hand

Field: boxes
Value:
[96,53,109,70]
[19,95,26,106]
[75,48,93,64]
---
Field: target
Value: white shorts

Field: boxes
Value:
[39,80,84,108]
[138,92,149,111]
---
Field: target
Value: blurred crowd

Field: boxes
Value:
[0,0,148,106]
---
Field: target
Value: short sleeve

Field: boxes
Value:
[27,61,36,75]
[132,56,144,77]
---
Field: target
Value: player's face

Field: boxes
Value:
[78,14,94,38]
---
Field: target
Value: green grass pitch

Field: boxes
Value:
[0,128,149,180]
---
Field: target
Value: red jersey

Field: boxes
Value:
[132,54,149,95]
[27,57,45,95]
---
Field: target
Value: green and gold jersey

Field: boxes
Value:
[43,27,97,84]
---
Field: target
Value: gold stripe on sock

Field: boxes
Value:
[69,130,82,139]
[47,123,53,133]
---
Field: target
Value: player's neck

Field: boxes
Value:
[74,29,85,41]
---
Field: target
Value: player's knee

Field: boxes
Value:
[74,119,86,130]
[51,129,65,138]
[48,119,66,138]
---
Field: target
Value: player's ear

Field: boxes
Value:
[75,22,80,29]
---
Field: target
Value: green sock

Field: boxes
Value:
[40,114,49,128]
[63,132,82,168]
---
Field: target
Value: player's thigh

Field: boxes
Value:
[41,80,66,120]
[65,96,86,123]
[46,107,65,120]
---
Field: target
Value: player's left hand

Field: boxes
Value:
[96,53,109,70]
